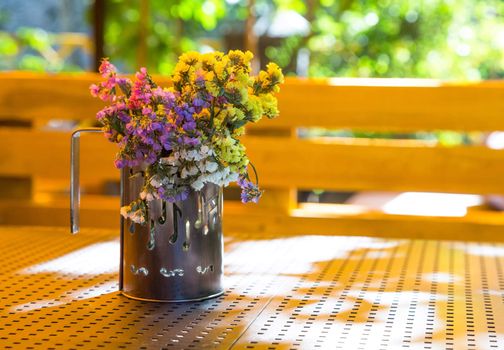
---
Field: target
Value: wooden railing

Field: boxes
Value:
[1,73,504,241]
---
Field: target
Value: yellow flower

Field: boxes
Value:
[228,106,245,121]
[156,104,165,116]
[212,51,224,61]
[246,95,264,122]
[201,52,224,71]
[195,108,210,120]
[205,80,220,97]
[175,62,191,74]
[214,61,227,79]
[179,51,200,65]
[171,73,182,84]
[228,50,253,66]
[228,69,250,87]
[253,63,284,94]
[213,134,249,171]
[213,107,227,128]
[259,93,279,119]
[226,80,248,103]
[204,71,215,82]
[232,126,246,137]
[267,62,284,83]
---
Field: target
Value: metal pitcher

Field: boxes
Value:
[70,129,224,302]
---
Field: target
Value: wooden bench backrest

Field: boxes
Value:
[1,73,504,240]
[1,74,504,192]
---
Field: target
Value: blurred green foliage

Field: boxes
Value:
[0,26,84,72]
[2,0,504,80]
[301,0,504,79]
[105,0,228,74]
[104,0,504,80]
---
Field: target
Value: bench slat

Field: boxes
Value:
[1,197,503,242]
[1,74,504,131]
[2,128,504,194]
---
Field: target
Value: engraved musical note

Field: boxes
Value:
[183,219,191,251]
[196,265,214,274]
[158,200,167,224]
[160,268,184,278]
[194,193,203,229]
[169,203,182,244]
[130,264,149,276]
[147,219,156,250]
[207,195,219,232]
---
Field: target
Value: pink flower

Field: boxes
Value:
[136,67,148,81]
[89,84,100,97]
[98,59,116,78]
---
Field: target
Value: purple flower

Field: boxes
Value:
[157,187,165,197]
[145,151,157,164]
[150,122,163,131]
[117,111,131,123]
[160,131,173,151]
[114,158,127,168]
[238,177,262,203]
[153,87,175,106]
[142,107,153,115]
[152,142,162,152]
[162,188,189,203]
[193,98,206,107]
[182,136,200,146]
[182,120,196,132]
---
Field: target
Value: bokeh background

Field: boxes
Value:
[2,0,504,79]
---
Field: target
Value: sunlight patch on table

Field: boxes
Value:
[21,241,120,276]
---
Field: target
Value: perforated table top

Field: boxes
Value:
[0,226,502,349]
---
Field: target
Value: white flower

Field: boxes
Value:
[191,177,205,191]
[187,150,199,160]
[188,166,199,176]
[226,172,239,185]
[206,161,218,173]
[181,167,189,179]
[150,175,162,187]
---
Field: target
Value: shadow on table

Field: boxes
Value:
[0,228,501,349]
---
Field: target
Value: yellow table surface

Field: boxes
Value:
[0,226,502,349]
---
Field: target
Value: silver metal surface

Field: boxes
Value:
[122,168,224,302]
[69,127,102,234]
[0,227,503,349]
[70,130,223,302]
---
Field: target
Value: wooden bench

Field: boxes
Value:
[1,73,504,241]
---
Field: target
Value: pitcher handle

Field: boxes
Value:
[70,127,102,234]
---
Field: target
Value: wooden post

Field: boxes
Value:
[137,0,149,68]
[252,127,297,215]
[92,0,105,72]
[245,0,259,73]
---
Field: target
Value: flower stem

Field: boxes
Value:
[249,161,260,185]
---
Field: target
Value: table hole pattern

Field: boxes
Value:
[0,227,502,349]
